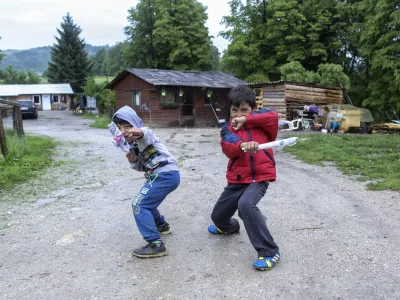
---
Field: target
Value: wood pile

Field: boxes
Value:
[262,84,287,119]
[253,88,264,110]
[285,84,343,104]
[250,82,344,120]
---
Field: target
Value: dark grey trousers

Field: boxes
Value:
[211,182,279,257]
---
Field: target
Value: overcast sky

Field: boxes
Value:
[0,0,231,53]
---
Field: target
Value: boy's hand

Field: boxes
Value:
[124,128,144,142]
[240,141,259,153]
[231,116,247,131]
[126,152,138,163]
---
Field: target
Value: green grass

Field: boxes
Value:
[82,113,111,129]
[284,134,400,191]
[94,76,114,85]
[0,129,57,191]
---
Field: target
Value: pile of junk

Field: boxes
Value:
[370,111,400,133]
[278,104,374,134]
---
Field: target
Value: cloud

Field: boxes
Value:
[0,0,230,52]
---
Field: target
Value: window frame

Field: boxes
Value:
[132,90,141,107]
[52,95,60,104]
[160,90,179,108]
[32,95,41,105]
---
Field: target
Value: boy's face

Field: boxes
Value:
[230,102,255,119]
[117,123,134,143]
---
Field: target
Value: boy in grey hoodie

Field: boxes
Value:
[110,106,180,258]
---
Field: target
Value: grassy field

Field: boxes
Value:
[0,129,57,191]
[284,134,400,191]
[94,76,115,85]
[82,113,111,129]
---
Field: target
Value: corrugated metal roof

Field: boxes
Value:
[122,69,247,88]
[0,84,74,96]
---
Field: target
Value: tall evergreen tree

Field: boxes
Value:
[124,0,214,70]
[47,13,91,91]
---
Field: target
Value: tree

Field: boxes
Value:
[0,66,41,84]
[47,13,91,91]
[0,36,4,65]
[280,61,350,88]
[124,0,158,68]
[220,0,346,81]
[220,0,270,81]
[318,63,351,89]
[217,0,399,120]
[280,61,319,83]
[360,0,400,117]
[124,0,214,70]
[90,47,107,76]
[103,42,126,76]
[210,45,220,71]
[26,70,41,84]
[83,77,115,113]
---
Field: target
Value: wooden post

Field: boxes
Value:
[15,106,24,137]
[0,113,8,157]
[13,107,18,131]
[0,99,24,140]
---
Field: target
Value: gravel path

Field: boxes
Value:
[1,111,399,300]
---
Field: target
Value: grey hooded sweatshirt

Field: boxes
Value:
[113,105,178,174]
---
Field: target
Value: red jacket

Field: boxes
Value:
[221,109,278,184]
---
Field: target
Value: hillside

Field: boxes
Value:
[0,44,109,74]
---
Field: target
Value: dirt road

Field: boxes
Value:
[1,111,399,300]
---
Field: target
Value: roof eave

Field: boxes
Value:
[105,69,130,89]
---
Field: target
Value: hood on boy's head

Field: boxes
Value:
[113,105,143,128]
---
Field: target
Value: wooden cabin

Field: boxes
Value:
[249,81,343,120]
[106,69,247,127]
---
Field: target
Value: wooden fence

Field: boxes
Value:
[0,99,24,157]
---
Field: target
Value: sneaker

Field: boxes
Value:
[253,253,280,271]
[208,224,225,234]
[207,224,239,235]
[157,223,171,235]
[132,241,167,258]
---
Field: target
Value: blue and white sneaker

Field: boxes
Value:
[208,224,240,235]
[207,224,225,234]
[253,253,280,270]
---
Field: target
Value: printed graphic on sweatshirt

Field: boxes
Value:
[133,142,168,171]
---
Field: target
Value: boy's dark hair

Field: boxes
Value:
[113,116,131,126]
[228,85,256,108]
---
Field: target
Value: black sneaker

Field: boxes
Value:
[132,241,167,258]
[157,223,171,235]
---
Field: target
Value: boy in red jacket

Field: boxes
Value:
[208,85,280,271]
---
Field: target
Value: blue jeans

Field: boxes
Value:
[132,171,180,242]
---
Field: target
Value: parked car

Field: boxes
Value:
[17,100,38,119]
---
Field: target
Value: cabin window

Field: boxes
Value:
[132,91,141,106]
[33,95,41,104]
[160,91,179,108]
[52,95,60,103]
